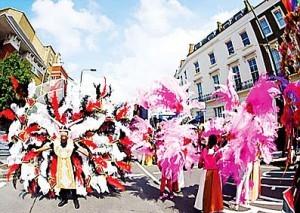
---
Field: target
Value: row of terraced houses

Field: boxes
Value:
[175,0,300,121]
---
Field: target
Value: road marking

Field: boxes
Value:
[261,176,293,180]
[265,171,294,174]
[0,182,6,189]
[224,205,281,213]
[223,204,282,213]
[125,173,146,178]
[262,171,295,177]
[261,165,280,169]
[252,199,282,206]
[258,195,283,203]
[134,161,160,185]
[153,171,161,175]
[260,184,289,189]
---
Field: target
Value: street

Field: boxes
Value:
[0,161,290,213]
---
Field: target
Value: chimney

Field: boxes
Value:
[188,44,194,55]
[217,22,222,33]
[180,60,185,68]
[244,0,252,12]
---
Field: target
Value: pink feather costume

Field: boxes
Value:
[211,75,280,205]
[212,75,280,183]
[134,78,203,183]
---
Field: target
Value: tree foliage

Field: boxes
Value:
[0,52,33,111]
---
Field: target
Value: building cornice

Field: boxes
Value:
[1,14,45,66]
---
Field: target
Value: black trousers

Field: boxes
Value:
[60,189,78,201]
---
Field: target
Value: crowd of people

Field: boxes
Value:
[0,70,299,213]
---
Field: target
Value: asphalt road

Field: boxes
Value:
[0,161,291,213]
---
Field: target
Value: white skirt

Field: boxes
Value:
[194,169,207,210]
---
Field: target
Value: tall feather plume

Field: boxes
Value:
[81,139,98,150]
[115,103,130,121]
[51,91,62,123]
[7,164,20,181]
[212,71,239,111]
[10,75,19,93]
[27,81,36,99]
[116,161,131,172]
[44,95,55,119]
[100,77,107,98]
[106,176,125,191]
[72,155,83,185]
[136,77,196,115]
[22,151,41,163]
[25,124,39,135]
[246,75,280,115]
[94,83,101,100]
[49,156,57,188]
[0,109,16,120]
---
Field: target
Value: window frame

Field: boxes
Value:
[214,106,225,118]
[180,75,183,86]
[194,61,200,73]
[271,49,281,75]
[225,40,235,55]
[232,65,242,91]
[240,31,251,47]
[258,16,273,37]
[248,58,259,83]
[212,74,220,90]
[272,7,286,29]
[197,82,203,99]
[209,52,216,65]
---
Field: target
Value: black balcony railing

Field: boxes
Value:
[234,79,254,91]
[198,79,255,102]
[199,93,212,102]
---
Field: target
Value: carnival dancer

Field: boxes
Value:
[194,134,223,213]
[158,159,175,199]
[33,128,89,209]
[234,161,253,210]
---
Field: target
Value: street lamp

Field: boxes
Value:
[79,68,97,98]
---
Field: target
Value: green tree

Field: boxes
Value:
[0,52,33,111]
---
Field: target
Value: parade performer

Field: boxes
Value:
[133,77,204,199]
[194,134,223,213]
[1,76,132,209]
[209,73,279,208]
[33,128,88,208]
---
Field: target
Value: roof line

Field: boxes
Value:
[2,13,45,66]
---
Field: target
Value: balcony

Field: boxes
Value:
[198,79,255,102]
[199,93,212,102]
[234,79,254,91]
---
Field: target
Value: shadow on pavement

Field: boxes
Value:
[126,176,160,201]
[126,176,201,213]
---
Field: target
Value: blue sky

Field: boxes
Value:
[0,0,263,101]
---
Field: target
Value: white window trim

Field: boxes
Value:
[258,16,273,37]
[272,7,286,29]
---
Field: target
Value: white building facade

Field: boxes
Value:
[175,0,288,120]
